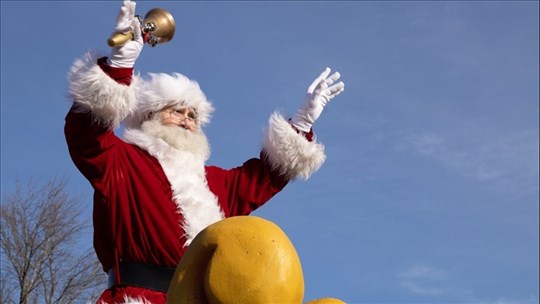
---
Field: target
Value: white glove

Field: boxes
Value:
[291,67,345,133]
[108,0,144,68]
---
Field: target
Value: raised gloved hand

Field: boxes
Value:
[108,0,144,68]
[291,67,345,133]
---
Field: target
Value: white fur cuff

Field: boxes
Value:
[263,112,326,180]
[68,51,138,128]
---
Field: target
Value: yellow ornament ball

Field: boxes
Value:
[167,216,305,304]
[306,298,347,304]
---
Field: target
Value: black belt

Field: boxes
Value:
[108,262,176,293]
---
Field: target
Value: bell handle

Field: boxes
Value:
[107,31,134,47]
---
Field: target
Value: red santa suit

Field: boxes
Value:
[65,52,326,304]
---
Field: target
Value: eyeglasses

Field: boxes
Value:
[166,107,197,123]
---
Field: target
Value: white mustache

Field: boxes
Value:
[141,119,211,161]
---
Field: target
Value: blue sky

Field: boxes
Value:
[1,1,538,303]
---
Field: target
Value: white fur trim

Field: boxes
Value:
[124,73,214,129]
[68,50,139,128]
[123,128,224,245]
[263,112,326,180]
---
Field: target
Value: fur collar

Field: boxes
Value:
[123,128,224,245]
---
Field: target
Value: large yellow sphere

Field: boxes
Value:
[167,216,304,304]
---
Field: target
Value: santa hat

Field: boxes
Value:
[124,72,214,128]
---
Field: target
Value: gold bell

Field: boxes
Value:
[108,8,176,47]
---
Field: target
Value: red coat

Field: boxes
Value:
[65,53,325,303]
[65,108,290,303]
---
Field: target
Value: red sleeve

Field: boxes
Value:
[64,108,120,187]
[97,57,134,85]
[205,153,289,217]
[65,57,133,183]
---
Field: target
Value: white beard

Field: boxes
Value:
[140,119,211,161]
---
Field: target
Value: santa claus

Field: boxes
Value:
[64,1,345,303]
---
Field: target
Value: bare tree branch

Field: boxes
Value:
[1,177,106,304]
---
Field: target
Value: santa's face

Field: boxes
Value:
[158,106,198,132]
[141,115,211,161]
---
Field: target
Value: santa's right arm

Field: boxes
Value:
[67,0,142,128]
[65,0,143,181]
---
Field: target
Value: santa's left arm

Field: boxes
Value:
[263,67,345,180]
[206,68,345,216]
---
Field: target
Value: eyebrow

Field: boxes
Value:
[172,107,197,119]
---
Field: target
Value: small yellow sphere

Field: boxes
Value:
[306,297,347,304]
[167,216,304,304]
